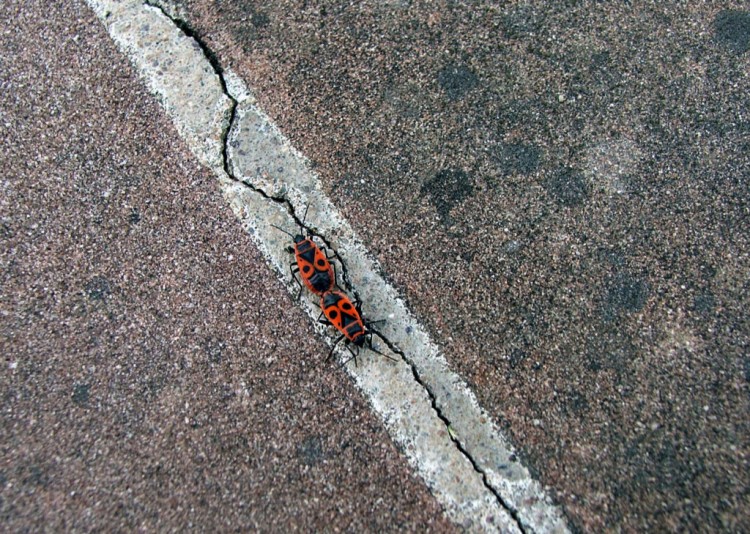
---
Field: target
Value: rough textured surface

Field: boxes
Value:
[223,100,526,531]
[82,1,552,527]
[0,1,454,531]
[174,1,750,531]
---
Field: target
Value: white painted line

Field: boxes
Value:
[86,1,570,532]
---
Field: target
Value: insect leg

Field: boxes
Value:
[324,246,346,278]
[289,262,304,300]
[339,344,360,367]
[325,334,346,363]
[330,261,338,288]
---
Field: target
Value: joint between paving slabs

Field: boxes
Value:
[376,336,527,533]
[147,3,526,530]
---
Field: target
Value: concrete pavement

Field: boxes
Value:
[1,1,452,530]
[3,2,750,531]
[165,0,749,530]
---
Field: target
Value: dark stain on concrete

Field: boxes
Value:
[85,276,111,301]
[713,10,750,53]
[502,5,544,39]
[544,167,589,207]
[437,63,478,101]
[604,272,650,319]
[421,169,474,223]
[297,436,325,467]
[493,142,542,176]
[22,465,48,488]
[223,1,271,50]
[0,221,12,239]
[204,336,225,364]
[72,384,90,406]
[692,291,715,316]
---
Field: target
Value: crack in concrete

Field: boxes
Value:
[144,1,361,301]
[376,332,528,533]
[145,4,527,530]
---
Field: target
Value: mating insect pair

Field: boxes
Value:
[272,208,390,366]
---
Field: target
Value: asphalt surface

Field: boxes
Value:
[2,0,749,532]
[171,0,749,531]
[0,1,452,530]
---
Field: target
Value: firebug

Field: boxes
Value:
[318,290,393,365]
[272,206,336,298]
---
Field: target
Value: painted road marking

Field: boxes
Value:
[86,1,569,532]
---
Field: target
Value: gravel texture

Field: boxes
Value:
[0,0,454,530]
[173,1,750,531]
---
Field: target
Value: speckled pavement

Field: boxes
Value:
[2,0,749,532]
[0,1,453,530]
[146,1,749,531]
[80,0,563,529]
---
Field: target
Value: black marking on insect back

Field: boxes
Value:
[308,271,333,293]
[322,292,342,308]
[345,322,364,339]
[296,239,314,253]
[339,310,360,329]
[297,243,316,262]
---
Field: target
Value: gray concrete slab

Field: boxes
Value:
[166,1,750,531]
[0,1,453,530]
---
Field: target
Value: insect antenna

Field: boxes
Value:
[368,327,398,362]
[270,223,296,239]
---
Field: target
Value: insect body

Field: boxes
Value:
[318,290,391,365]
[290,233,336,295]
[272,207,336,298]
[272,208,393,366]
